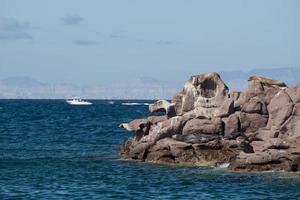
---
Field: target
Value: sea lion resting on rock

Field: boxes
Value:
[248,76,287,88]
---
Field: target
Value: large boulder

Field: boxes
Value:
[146,138,197,163]
[172,72,229,118]
[223,113,240,139]
[280,115,300,138]
[233,149,289,167]
[147,115,168,125]
[236,112,268,133]
[120,138,154,160]
[182,118,223,135]
[141,116,190,143]
[286,83,300,103]
[267,90,294,129]
[241,97,268,114]
[276,84,300,139]
[214,98,234,117]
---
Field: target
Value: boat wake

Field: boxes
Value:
[121,103,151,106]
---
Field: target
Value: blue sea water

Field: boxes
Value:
[0,100,300,199]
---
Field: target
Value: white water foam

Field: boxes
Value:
[121,103,151,106]
[218,163,230,169]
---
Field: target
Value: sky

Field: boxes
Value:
[0,0,299,85]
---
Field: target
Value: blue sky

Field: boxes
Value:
[0,0,299,84]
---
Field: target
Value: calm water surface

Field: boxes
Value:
[0,100,299,199]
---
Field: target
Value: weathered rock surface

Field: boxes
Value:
[223,113,240,139]
[149,100,176,118]
[182,118,223,135]
[172,72,229,117]
[120,72,300,172]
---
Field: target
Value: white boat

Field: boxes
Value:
[66,97,92,105]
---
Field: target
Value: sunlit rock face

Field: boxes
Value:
[120,72,300,172]
[172,72,231,118]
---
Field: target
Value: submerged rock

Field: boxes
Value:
[120,72,300,172]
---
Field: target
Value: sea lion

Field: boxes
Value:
[248,76,287,88]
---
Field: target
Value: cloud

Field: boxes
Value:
[0,17,33,40]
[60,15,84,26]
[73,40,98,46]
[155,40,174,45]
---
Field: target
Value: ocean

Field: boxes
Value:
[0,100,299,199]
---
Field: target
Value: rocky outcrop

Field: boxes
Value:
[149,100,176,118]
[120,72,300,172]
[172,72,229,117]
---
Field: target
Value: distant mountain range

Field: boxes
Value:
[0,67,299,99]
[0,77,182,99]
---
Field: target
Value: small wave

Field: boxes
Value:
[108,101,115,105]
[122,103,151,106]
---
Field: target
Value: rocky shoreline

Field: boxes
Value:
[119,72,300,172]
